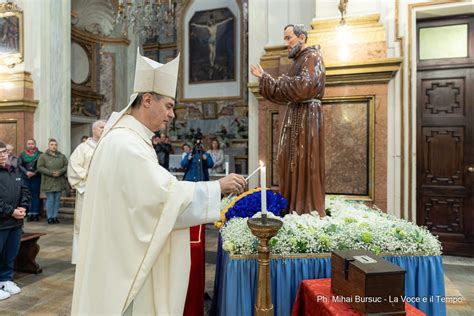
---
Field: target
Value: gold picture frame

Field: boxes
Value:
[322,96,375,202]
[202,102,217,119]
[0,2,23,68]
[178,0,246,103]
[265,96,375,201]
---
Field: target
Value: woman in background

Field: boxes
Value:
[18,139,42,221]
[37,139,68,224]
[207,138,224,175]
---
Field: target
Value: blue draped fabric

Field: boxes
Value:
[212,245,446,316]
[384,256,446,316]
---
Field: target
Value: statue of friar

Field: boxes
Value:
[251,23,326,217]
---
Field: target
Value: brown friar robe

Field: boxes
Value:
[259,45,326,216]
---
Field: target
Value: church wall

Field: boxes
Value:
[313,1,402,217]
[70,0,132,150]
[0,0,71,155]
[99,45,128,114]
[249,1,404,214]
[396,0,473,222]
[302,0,471,221]
[154,0,251,175]
[27,0,71,155]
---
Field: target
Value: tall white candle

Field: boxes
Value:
[225,161,229,176]
[260,161,267,215]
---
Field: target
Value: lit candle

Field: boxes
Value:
[260,161,267,216]
[225,161,229,176]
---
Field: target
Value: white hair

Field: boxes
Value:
[92,119,107,130]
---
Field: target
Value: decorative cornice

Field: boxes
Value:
[263,44,287,54]
[326,58,402,85]
[72,88,104,101]
[0,71,34,85]
[0,99,38,112]
[248,82,263,100]
[249,57,402,98]
[143,42,177,50]
[71,27,130,45]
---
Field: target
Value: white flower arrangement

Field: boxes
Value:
[220,197,442,256]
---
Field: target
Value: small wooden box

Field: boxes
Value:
[331,250,406,315]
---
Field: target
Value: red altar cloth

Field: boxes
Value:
[292,278,425,316]
[183,225,205,316]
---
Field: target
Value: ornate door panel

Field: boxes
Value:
[417,68,473,256]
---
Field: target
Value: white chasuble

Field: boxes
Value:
[71,114,221,315]
[67,138,97,264]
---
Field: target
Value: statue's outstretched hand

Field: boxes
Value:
[219,173,246,195]
[250,64,264,78]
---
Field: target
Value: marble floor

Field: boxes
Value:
[0,219,472,315]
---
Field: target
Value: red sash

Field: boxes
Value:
[183,225,205,316]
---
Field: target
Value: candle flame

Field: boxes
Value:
[259,160,265,167]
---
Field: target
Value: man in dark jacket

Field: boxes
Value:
[160,134,173,170]
[153,133,173,170]
[181,140,214,182]
[0,141,31,300]
[18,139,42,222]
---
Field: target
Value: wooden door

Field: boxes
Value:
[417,16,474,256]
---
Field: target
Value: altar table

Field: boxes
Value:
[211,237,446,316]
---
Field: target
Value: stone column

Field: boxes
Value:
[9,0,72,155]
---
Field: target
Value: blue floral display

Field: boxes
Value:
[225,190,287,220]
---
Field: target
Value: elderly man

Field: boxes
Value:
[5,144,17,168]
[71,50,245,315]
[67,119,106,264]
[251,24,326,216]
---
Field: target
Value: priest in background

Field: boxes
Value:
[71,49,246,316]
[67,119,106,264]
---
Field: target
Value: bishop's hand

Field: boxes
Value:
[219,173,246,195]
[250,64,264,78]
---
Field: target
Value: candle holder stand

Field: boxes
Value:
[247,217,283,316]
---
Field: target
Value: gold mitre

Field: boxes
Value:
[133,48,180,99]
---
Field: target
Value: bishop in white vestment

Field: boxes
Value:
[71,50,245,315]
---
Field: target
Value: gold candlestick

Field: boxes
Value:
[247,217,283,316]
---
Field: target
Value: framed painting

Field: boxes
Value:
[202,102,217,119]
[322,96,375,201]
[266,96,375,201]
[189,7,235,83]
[0,2,23,67]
